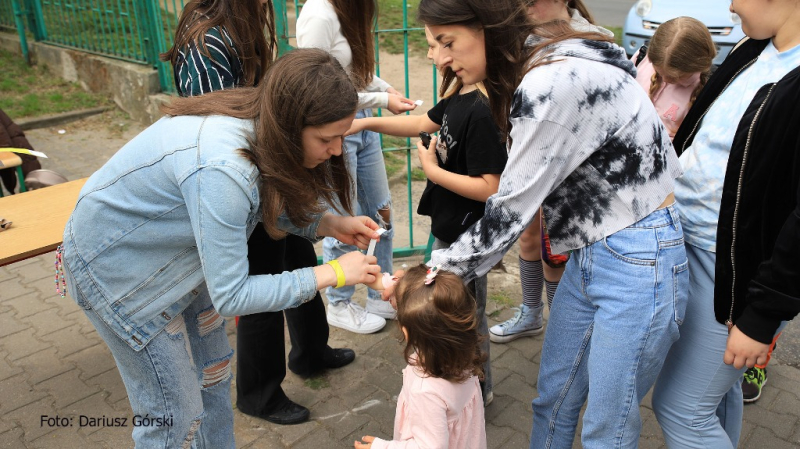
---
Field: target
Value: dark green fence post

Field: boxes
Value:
[10,0,29,63]
[273,0,293,55]
[26,0,46,40]
[138,0,172,92]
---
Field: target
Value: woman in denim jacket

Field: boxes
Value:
[59,49,382,448]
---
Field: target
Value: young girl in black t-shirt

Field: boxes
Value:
[346,27,507,405]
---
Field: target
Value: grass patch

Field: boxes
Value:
[304,376,330,390]
[377,0,427,55]
[0,49,111,119]
[606,26,624,46]
[489,291,516,309]
[379,134,430,181]
[381,135,413,178]
[383,151,405,178]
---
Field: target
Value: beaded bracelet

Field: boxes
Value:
[326,259,346,288]
[55,245,67,298]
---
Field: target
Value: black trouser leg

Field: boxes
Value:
[284,235,329,376]
[236,310,288,416]
[236,226,289,415]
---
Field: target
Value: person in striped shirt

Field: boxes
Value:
[162,0,276,96]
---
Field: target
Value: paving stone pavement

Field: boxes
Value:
[1,113,798,448]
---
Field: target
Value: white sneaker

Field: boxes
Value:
[484,391,494,407]
[327,301,386,334]
[366,297,397,320]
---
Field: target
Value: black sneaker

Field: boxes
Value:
[323,347,356,369]
[742,367,767,403]
[260,398,310,425]
[292,347,356,378]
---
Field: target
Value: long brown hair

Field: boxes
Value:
[418,0,611,142]
[394,265,486,383]
[329,0,377,90]
[647,17,716,109]
[161,0,277,89]
[161,49,358,239]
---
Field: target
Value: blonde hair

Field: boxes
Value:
[394,265,486,383]
[647,17,716,108]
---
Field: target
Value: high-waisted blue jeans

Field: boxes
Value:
[531,205,688,448]
[652,243,750,448]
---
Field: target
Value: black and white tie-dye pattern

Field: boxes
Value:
[430,38,681,281]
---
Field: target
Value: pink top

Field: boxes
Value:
[371,359,487,449]
[633,52,701,140]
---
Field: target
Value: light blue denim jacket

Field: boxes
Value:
[62,115,322,351]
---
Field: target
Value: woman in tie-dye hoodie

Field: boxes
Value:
[414,0,687,446]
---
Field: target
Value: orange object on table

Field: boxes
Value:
[0,177,86,266]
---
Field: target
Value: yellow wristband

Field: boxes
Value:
[326,259,346,288]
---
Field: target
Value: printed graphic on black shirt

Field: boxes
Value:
[436,113,453,164]
[419,90,507,243]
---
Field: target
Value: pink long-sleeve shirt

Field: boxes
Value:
[633,52,701,141]
[371,360,487,449]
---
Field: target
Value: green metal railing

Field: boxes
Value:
[2,0,183,92]
[0,0,15,28]
[3,0,435,259]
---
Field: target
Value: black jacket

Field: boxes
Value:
[673,38,800,344]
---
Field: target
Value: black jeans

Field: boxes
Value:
[235,227,329,416]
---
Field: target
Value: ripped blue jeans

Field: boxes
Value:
[323,108,393,304]
[84,284,234,448]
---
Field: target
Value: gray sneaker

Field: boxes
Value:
[489,304,544,343]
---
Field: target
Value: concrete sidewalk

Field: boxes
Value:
[1,113,798,448]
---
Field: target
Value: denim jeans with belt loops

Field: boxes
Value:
[323,108,393,304]
[530,205,688,449]
[83,285,234,448]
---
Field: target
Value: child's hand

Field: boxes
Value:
[364,274,385,292]
[387,94,417,115]
[381,269,405,310]
[354,435,375,448]
[416,135,439,171]
[724,325,770,369]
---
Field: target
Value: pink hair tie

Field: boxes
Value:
[382,272,399,290]
[424,265,440,285]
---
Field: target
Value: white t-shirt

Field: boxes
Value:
[296,0,391,109]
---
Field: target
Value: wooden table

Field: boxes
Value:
[0,178,87,266]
